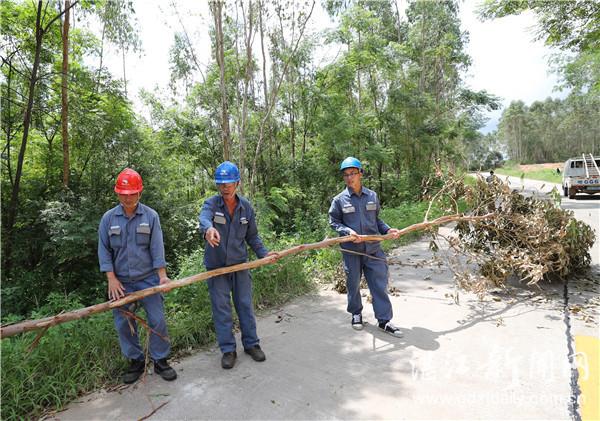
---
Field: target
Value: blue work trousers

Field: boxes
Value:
[112,273,170,361]
[343,249,393,323]
[207,270,259,353]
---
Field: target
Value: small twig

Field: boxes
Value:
[26,309,66,353]
[137,400,169,421]
[387,258,432,267]
[117,308,169,342]
[339,248,388,262]
[26,326,49,354]
[106,383,130,393]
[142,323,151,383]
[424,174,464,222]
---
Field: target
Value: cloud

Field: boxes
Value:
[460,0,567,133]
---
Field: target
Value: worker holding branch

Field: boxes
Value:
[329,157,403,337]
[98,168,177,384]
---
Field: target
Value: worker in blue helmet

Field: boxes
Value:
[329,157,403,337]
[199,161,278,369]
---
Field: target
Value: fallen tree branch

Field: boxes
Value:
[0,213,493,339]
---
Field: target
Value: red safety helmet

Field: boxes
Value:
[114,168,143,194]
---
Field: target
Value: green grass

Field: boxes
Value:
[1,295,122,421]
[494,165,562,184]
[0,200,450,420]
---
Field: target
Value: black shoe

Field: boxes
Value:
[123,359,145,384]
[351,313,364,330]
[154,358,177,381]
[221,351,237,369]
[378,321,403,338]
[244,345,266,362]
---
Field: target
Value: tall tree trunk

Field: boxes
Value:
[210,0,231,161]
[258,1,271,169]
[356,30,361,113]
[3,0,78,278]
[121,46,127,96]
[61,0,70,188]
[394,0,402,42]
[239,0,254,190]
[96,17,106,91]
[4,1,44,278]
[249,0,315,193]
[259,1,268,109]
[3,55,15,187]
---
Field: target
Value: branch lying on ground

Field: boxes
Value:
[0,213,493,339]
[453,175,595,295]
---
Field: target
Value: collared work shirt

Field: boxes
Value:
[98,203,167,281]
[329,186,390,254]
[199,194,268,270]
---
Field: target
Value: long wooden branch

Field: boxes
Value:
[0,213,493,339]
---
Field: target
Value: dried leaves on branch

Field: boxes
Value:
[450,176,594,294]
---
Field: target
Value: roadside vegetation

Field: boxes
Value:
[1,0,598,419]
[1,201,441,420]
[494,162,563,184]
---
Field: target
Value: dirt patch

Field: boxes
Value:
[518,163,563,172]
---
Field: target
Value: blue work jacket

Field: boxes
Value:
[98,203,167,281]
[329,186,390,255]
[199,194,269,270]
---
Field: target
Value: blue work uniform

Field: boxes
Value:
[199,194,268,353]
[98,203,170,361]
[329,186,393,323]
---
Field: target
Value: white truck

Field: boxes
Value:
[562,153,600,199]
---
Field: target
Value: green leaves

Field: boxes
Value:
[478,0,600,53]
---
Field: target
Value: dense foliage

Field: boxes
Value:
[496,95,600,163]
[1,1,596,419]
[1,0,496,317]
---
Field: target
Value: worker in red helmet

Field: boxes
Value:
[98,168,177,384]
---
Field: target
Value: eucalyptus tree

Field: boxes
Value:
[209,0,232,161]
[60,0,71,187]
[319,0,486,200]
[1,0,78,277]
[248,0,316,193]
[496,95,598,162]
[0,0,146,313]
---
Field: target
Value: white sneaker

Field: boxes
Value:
[351,313,364,330]
[379,321,403,337]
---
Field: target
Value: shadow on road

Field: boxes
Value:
[358,296,531,355]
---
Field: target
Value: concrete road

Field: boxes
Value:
[53,177,599,421]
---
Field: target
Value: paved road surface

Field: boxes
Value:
[53,176,599,420]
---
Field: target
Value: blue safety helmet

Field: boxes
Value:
[340,156,363,171]
[214,161,241,184]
